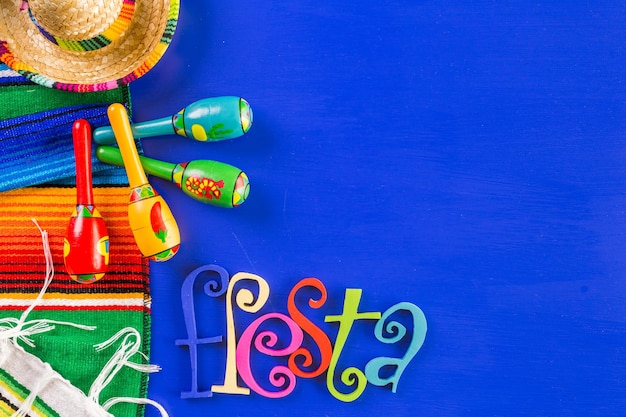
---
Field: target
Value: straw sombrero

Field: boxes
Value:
[0,0,179,92]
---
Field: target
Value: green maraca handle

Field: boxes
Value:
[96,146,250,208]
[93,96,253,144]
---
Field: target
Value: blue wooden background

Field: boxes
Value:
[132,1,626,416]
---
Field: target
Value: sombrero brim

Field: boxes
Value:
[0,0,179,92]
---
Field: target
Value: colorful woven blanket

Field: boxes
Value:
[0,63,132,190]
[0,65,154,417]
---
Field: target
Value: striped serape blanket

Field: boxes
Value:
[0,189,153,417]
[0,65,155,417]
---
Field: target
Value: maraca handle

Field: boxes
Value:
[73,119,94,205]
[93,116,173,145]
[108,104,150,187]
[96,145,176,180]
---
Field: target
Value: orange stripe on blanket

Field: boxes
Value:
[0,186,149,310]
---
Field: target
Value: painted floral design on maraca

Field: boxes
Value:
[185,176,225,200]
[150,201,169,243]
[130,184,174,243]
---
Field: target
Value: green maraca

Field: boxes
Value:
[93,96,253,144]
[96,146,250,208]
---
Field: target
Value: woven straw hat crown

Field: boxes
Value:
[0,0,179,91]
[29,0,127,41]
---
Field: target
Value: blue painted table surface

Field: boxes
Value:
[131,1,626,416]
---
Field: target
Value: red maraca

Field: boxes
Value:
[63,119,110,283]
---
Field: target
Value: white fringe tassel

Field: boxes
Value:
[0,220,169,417]
[89,328,168,417]
[0,219,96,346]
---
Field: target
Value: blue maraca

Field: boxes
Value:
[93,96,253,144]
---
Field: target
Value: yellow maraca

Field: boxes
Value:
[107,103,180,261]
